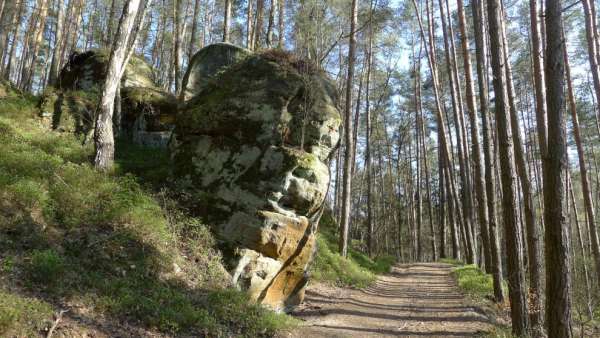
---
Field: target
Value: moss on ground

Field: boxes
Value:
[0,93,297,337]
[310,210,396,288]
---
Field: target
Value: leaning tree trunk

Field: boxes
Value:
[486,0,529,333]
[94,0,143,171]
[543,0,573,336]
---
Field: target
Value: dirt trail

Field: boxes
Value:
[282,263,494,337]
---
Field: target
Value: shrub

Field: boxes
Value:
[28,249,65,285]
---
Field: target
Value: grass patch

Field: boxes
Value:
[310,210,395,287]
[452,264,495,298]
[0,291,53,337]
[0,91,296,336]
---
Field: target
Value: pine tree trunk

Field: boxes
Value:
[365,16,374,258]
[438,0,475,264]
[266,0,275,47]
[173,0,183,94]
[254,0,265,49]
[247,0,254,49]
[543,0,573,335]
[188,0,201,58]
[486,0,529,332]
[456,0,490,271]
[581,0,600,288]
[501,6,544,333]
[278,0,284,47]
[48,0,65,86]
[223,0,231,42]
[338,0,357,258]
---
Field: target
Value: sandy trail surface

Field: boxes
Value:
[281,263,494,337]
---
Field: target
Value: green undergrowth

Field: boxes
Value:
[0,91,296,337]
[310,210,395,288]
[440,259,500,300]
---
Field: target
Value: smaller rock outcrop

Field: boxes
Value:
[172,45,341,312]
[180,42,251,101]
[39,50,176,147]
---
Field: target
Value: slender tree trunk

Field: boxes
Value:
[188,0,201,58]
[247,0,254,49]
[338,0,357,258]
[500,5,544,333]
[107,0,117,47]
[568,168,594,319]
[254,0,265,50]
[531,0,548,158]
[564,23,598,317]
[223,0,231,42]
[413,0,460,260]
[94,0,144,171]
[574,4,600,288]
[266,0,276,47]
[438,0,475,264]
[278,0,284,47]
[456,0,490,270]
[439,145,447,259]
[173,0,183,94]
[487,0,529,332]
[543,0,573,335]
[365,15,374,258]
[48,0,65,86]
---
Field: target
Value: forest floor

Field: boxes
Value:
[281,263,496,338]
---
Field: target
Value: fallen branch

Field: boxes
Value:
[46,309,69,338]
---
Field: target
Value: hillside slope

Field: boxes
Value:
[0,85,295,337]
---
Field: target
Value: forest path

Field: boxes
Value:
[281,263,494,337]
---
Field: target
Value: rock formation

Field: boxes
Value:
[172,44,341,312]
[39,49,176,147]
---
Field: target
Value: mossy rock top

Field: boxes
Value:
[57,49,156,91]
[181,43,252,101]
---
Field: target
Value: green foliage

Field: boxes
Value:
[0,93,296,336]
[310,210,395,287]
[28,249,65,285]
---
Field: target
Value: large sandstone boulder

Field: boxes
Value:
[39,50,176,146]
[172,46,341,311]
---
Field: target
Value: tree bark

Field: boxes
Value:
[188,0,201,58]
[94,0,144,171]
[486,0,530,332]
[48,0,65,86]
[278,0,284,47]
[223,0,231,42]
[500,5,544,334]
[543,0,573,335]
[456,0,490,271]
[254,0,265,49]
[338,0,358,258]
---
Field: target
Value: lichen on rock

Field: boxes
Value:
[172,44,341,312]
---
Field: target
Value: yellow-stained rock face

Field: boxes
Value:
[172,44,340,312]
